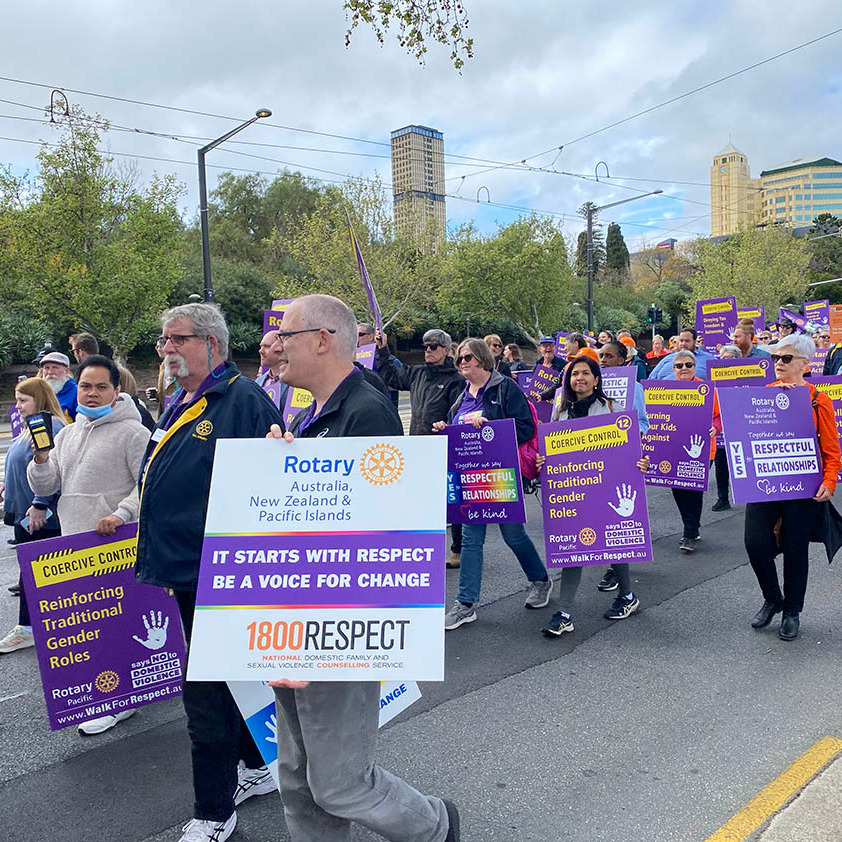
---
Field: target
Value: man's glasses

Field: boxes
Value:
[276,328,336,342]
[423,343,441,351]
[357,332,369,339]
[673,361,695,369]
[770,354,799,365]
[489,343,502,349]
[157,334,199,348]
[456,353,474,365]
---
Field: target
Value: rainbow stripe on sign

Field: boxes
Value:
[450,468,519,503]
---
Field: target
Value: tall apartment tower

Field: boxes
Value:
[709,142,761,237]
[390,125,446,249]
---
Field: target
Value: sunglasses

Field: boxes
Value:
[819,335,830,340]
[770,354,800,365]
[673,361,695,369]
[456,353,474,365]
[489,343,502,348]
[423,343,441,351]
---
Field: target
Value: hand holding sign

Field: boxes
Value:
[265,713,278,744]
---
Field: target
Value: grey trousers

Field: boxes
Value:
[273,681,449,842]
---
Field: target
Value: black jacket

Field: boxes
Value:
[291,368,403,439]
[494,355,513,379]
[135,362,283,590]
[354,360,390,397]
[823,343,842,376]
[375,348,464,435]
[447,369,535,445]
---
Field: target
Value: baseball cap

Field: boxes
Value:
[422,329,452,348]
[39,351,71,368]
[539,336,555,344]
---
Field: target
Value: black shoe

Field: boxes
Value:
[751,600,782,629]
[711,499,731,512]
[6,539,18,546]
[779,613,800,640]
[597,568,618,591]
[7,584,20,596]
[679,537,695,553]
[442,798,460,842]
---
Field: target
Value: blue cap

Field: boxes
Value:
[539,336,555,344]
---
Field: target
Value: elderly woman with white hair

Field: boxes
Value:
[746,333,841,641]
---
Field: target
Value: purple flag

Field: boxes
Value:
[641,380,714,490]
[346,212,382,333]
[445,419,525,524]
[719,385,822,503]
[16,524,185,730]
[779,307,808,333]
[538,412,652,568]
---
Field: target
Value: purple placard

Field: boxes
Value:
[737,307,766,333]
[197,532,444,607]
[641,380,714,490]
[526,364,559,422]
[9,405,23,439]
[261,378,283,408]
[262,299,295,336]
[515,370,533,393]
[445,419,525,524]
[554,331,568,359]
[600,367,636,410]
[809,348,829,377]
[695,296,737,355]
[809,376,842,481]
[779,307,808,333]
[804,299,830,328]
[719,385,822,503]
[355,343,376,370]
[16,524,185,730]
[706,357,774,386]
[538,412,652,568]
[282,386,314,428]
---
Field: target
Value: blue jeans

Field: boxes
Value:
[458,522,547,605]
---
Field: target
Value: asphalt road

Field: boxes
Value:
[3,477,842,842]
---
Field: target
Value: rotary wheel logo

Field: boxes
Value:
[481,426,495,442]
[95,670,119,693]
[578,527,597,546]
[360,443,404,486]
[775,393,790,410]
[195,420,213,436]
[658,460,672,474]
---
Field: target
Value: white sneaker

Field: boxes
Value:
[234,764,277,805]
[78,708,136,735]
[0,625,34,654]
[179,813,237,842]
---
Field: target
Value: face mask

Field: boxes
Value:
[76,403,114,420]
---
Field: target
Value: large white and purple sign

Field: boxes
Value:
[599,366,636,410]
[719,385,822,503]
[445,419,525,524]
[641,380,714,491]
[539,412,652,568]
[187,436,446,682]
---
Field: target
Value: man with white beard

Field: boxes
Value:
[135,303,283,842]
[38,352,77,422]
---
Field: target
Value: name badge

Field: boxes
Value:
[151,428,165,442]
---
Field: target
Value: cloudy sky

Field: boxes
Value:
[1,1,840,251]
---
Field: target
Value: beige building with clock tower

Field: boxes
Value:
[709,143,761,237]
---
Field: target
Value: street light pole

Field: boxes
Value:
[198,109,272,302]
[586,190,663,333]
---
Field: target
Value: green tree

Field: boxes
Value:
[439,216,574,346]
[0,109,183,361]
[605,222,630,275]
[343,0,473,69]
[806,214,842,299]
[575,203,604,277]
[687,227,810,318]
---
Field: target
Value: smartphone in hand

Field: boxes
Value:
[26,412,55,452]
